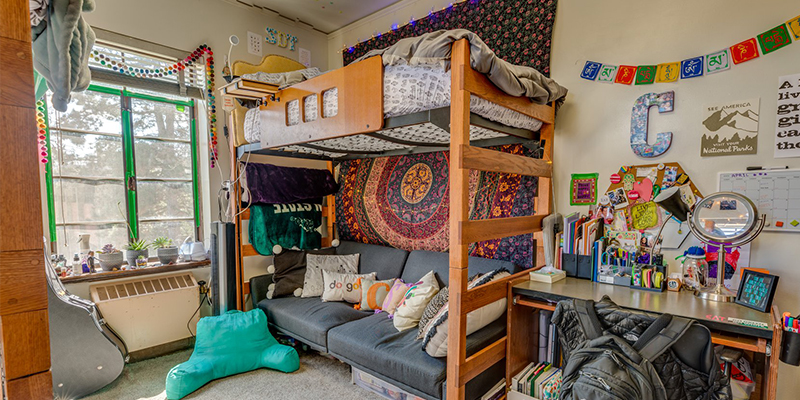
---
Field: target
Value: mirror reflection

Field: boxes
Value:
[693,194,755,241]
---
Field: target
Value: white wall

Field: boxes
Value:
[550,0,800,393]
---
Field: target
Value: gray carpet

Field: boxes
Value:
[81,349,383,400]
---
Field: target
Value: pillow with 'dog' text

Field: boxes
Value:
[321,270,376,303]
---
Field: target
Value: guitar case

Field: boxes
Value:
[45,256,128,399]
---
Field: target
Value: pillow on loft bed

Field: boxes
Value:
[240,67,323,87]
[419,269,510,357]
[267,247,336,299]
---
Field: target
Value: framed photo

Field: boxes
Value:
[734,269,779,313]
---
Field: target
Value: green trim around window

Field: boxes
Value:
[87,84,122,96]
[123,89,193,108]
[190,103,200,228]
[40,101,57,243]
[121,97,139,241]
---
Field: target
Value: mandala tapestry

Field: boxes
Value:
[335,144,539,268]
[342,0,558,77]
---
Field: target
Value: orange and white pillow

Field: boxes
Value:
[356,278,396,311]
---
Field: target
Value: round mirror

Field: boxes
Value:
[691,192,757,243]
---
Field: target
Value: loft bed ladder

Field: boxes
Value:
[446,39,555,400]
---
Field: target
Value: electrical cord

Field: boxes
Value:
[187,291,212,338]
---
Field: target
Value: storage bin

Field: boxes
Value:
[780,329,800,366]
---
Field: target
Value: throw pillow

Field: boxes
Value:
[301,253,359,298]
[268,247,335,299]
[393,271,440,332]
[357,278,396,311]
[381,279,411,316]
[417,286,449,339]
[422,269,510,357]
[321,270,377,303]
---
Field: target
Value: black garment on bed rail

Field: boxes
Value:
[245,163,339,205]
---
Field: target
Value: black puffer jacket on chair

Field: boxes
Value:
[552,296,731,400]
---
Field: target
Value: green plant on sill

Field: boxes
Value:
[97,243,120,254]
[152,236,174,249]
[126,239,150,251]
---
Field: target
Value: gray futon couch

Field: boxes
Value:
[250,241,519,400]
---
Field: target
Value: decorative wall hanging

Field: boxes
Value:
[701,98,759,157]
[35,100,49,165]
[265,27,298,51]
[91,44,218,168]
[630,91,674,158]
[774,72,800,158]
[570,173,599,206]
[341,0,558,76]
[580,14,797,84]
[336,144,539,267]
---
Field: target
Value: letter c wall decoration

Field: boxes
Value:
[630,91,675,157]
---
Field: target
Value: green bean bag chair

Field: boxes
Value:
[166,309,299,399]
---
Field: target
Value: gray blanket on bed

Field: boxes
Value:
[353,29,568,109]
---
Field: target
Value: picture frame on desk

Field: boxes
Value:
[734,269,779,313]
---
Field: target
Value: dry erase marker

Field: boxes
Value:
[746,166,789,171]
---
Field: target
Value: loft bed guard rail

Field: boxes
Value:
[231,39,557,400]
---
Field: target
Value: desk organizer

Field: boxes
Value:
[596,264,667,292]
[561,253,592,280]
[780,330,800,366]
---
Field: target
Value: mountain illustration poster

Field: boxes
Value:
[701,99,760,157]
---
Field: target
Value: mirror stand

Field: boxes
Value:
[687,211,765,302]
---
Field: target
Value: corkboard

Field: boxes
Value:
[603,162,702,199]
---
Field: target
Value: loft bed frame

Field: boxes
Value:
[226,39,555,400]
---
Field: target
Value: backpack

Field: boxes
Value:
[553,297,730,400]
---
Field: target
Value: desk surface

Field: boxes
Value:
[513,278,773,339]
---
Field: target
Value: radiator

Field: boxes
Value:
[90,273,200,352]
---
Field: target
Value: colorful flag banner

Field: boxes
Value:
[730,38,760,64]
[656,62,680,83]
[787,14,800,40]
[705,49,731,74]
[615,65,637,85]
[680,56,704,79]
[635,65,657,85]
[757,24,792,54]
[580,61,602,80]
[597,64,618,83]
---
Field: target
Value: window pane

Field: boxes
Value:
[134,139,192,179]
[53,224,130,262]
[54,179,127,223]
[51,131,124,178]
[131,98,191,140]
[137,181,194,219]
[47,90,121,134]
[138,220,195,247]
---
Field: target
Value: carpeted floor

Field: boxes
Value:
[81,349,384,400]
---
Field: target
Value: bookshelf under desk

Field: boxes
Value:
[507,277,783,400]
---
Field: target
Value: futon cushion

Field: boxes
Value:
[335,241,409,280]
[257,296,370,349]
[270,247,335,298]
[327,313,507,399]
[401,250,518,287]
[301,254,360,298]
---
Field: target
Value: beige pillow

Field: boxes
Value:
[321,270,376,303]
[301,253,359,298]
[358,278,396,311]
[393,271,440,332]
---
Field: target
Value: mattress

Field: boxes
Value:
[243,64,544,153]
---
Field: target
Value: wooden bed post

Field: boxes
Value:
[447,38,471,400]
[534,116,555,266]
[230,112,244,311]
[0,0,53,397]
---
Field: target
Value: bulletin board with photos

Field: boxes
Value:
[599,162,703,252]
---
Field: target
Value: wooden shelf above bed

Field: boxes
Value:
[219,78,279,100]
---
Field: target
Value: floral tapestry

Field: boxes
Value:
[335,144,539,268]
[342,0,558,77]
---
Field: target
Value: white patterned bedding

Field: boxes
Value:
[243,64,544,148]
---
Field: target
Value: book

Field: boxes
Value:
[530,269,566,283]
[481,379,506,400]
[512,362,535,392]
[541,369,563,400]
[535,368,560,398]
[538,311,551,362]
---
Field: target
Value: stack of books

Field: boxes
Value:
[509,362,562,400]
[480,379,506,400]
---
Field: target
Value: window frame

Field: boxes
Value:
[44,84,201,247]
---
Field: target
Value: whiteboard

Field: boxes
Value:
[719,169,800,233]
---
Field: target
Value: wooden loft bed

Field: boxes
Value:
[228,39,556,400]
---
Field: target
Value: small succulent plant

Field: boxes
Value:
[125,239,150,251]
[98,244,120,254]
[152,237,174,249]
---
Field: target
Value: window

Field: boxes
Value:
[45,86,200,259]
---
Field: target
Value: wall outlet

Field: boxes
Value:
[247,31,263,56]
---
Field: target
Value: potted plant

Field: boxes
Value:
[153,236,179,264]
[96,244,124,271]
[125,239,150,268]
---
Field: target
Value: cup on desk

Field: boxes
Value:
[781,329,800,366]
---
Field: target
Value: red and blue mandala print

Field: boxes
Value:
[342,0,558,77]
[336,144,539,268]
